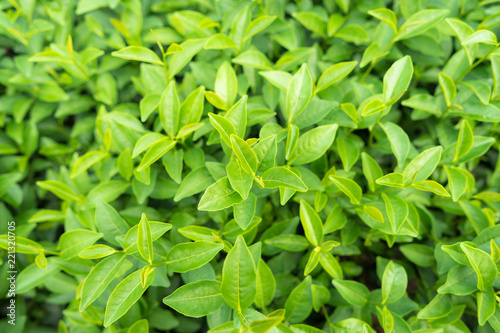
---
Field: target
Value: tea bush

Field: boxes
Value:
[2,0,500,332]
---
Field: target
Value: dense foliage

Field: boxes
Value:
[2,0,500,332]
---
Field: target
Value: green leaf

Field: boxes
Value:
[137,138,176,172]
[261,167,307,192]
[137,213,154,264]
[381,261,408,304]
[395,9,449,41]
[160,81,181,137]
[167,241,224,273]
[104,269,155,327]
[255,259,276,309]
[245,15,277,40]
[439,72,456,106]
[454,120,474,162]
[78,244,116,259]
[417,294,452,320]
[380,122,410,167]
[376,173,405,188]
[80,254,128,311]
[0,235,43,254]
[299,200,324,246]
[445,166,468,202]
[382,193,408,234]
[382,56,414,105]
[289,125,338,165]
[320,251,343,280]
[174,166,214,202]
[16,260,59,294]
[361,152,383,192]
[264,234,310,252]
[117,148,133,181]
[330,176,362,205]
[230,134,258,175]
[204,34,237,50]
[462,30,498,45]
[259,71,293,90]
[285,275,313,323]
[478,289,496,326]
[461,243,497,290]
[438,264,478,295]
[286,63,313,122]
[163,280,224,318]
[226,159,253,200]
[209,113,237,147]
[215,61,238,109]
[400,244,436,267]
[37,180,84,204]
[71,151,108,178]
[112,46,163,65]
[198,177,243,211]
[221,236,257,311]
[316,61,357,93]
[293,12,326,37]
[361,98,386,117]
[402,146,442,184]
[304,249,321,275]
[233,193,257,230]
[59,229,103,260]
[411,180,450,197]
[332,279,370,307]
[368,8,398,33]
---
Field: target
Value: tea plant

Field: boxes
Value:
[1,0,500,332]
